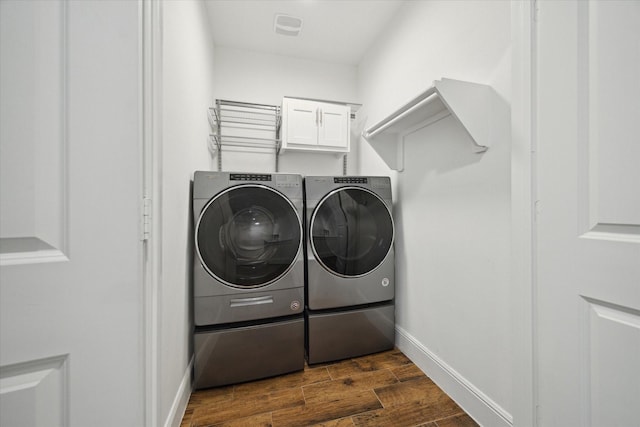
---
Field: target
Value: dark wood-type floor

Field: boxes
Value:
[180,348,479,427]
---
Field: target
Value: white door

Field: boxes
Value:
[536,1,640,425]
[0,1,145,426]
[284,98,318,147]
[318,102,349,149]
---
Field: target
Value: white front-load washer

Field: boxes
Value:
[304,176,395,364]
[192,171,304,388]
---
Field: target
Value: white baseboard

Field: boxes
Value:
[164,356,194,427]
[395,326,513,427]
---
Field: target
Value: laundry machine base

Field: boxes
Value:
[194,316,304,389]
[306,303,395,365]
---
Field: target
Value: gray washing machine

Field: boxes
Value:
[192,171,304,388]
[304,176,395,364]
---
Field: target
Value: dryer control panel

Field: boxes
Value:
[370,177,391,189]
[334,177,367,184]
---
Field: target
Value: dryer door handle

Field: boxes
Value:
[229,296,274,308]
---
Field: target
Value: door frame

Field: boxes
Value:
[140,0,162,426]
[511,0,536,426]
[139,1,542,425]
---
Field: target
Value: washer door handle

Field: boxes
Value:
[229,296,274,308]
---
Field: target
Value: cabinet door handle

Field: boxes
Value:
[319,108,323,127]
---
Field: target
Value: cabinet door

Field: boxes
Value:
[318,102,350,149]
[284,98,318,146]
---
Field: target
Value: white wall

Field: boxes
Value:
[160,1,215,426]
[213,47,358,175]
[357,1,512,425]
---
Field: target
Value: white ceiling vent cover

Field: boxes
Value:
[274,14,303,37]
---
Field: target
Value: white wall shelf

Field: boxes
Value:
[362,78,495,171]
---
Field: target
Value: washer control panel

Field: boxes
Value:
[275,174,301,188]
[230,173,271,181]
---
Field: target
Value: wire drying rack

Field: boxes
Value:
[208,100,282,171]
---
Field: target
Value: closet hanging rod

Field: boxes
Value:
[364,89,439,138]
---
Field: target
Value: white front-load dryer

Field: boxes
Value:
[192,171,304,388]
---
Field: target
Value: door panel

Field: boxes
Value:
[583,298,640,427]
[536,1,640,425]
[0,0,67,265]
[0,355,69,427]
[0,3,70,422]
[0,1,144,425]
[579,0,640,236]
[285,99,317,146]
[318,102,349,148]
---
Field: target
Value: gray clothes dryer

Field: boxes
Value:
[192,171,305,388]
[304,176,395,364]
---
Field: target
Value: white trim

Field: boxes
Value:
[510,1,537,426]
[396,326,513,427]
[164,357,194,427]
[580,224,640,244]
[60,0,70,261]
[0,249,69,266]
[140,1,163,426]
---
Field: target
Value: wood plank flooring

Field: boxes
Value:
[180,349,478,427]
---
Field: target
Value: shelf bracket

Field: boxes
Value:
[434,78,491,153]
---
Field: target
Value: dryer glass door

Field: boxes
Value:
[196,185,302,288]
[311,187,393,277]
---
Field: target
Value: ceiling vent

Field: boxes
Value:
[274,14,303,37]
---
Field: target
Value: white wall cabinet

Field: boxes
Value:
[281,97,350,153]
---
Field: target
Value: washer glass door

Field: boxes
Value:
[311,187,393,277]
[196,185,301,288]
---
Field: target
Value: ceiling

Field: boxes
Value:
[204,0,406,65]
